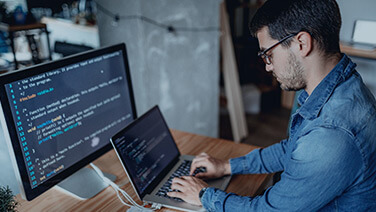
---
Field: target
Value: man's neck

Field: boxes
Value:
[304,53,341,95]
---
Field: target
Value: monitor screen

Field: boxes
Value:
[0,43,137,200]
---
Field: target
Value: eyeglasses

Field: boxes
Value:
[258,33,298,65]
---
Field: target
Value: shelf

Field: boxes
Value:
[0,22,52,70]
[0,22,47,32]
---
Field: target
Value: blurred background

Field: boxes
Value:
[1,0,376,194]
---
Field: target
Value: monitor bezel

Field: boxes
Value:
[0,43,137,200]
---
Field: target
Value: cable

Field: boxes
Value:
[95,1,220,33]
[90,163,157,211]
[90,163,141,208]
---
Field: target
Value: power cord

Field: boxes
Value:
[90,163,158,211]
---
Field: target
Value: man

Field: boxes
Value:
[167,0,376,211]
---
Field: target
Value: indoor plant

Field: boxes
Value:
[0,186,18,212]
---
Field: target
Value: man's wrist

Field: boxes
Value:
[198,187,208,200]
[224,160,231,175]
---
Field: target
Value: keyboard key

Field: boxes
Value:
[156,160,192,202]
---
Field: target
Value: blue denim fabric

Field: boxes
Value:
[201,55,376,211]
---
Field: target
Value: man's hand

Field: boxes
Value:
[167,176,208,206]
[189,152,231,179]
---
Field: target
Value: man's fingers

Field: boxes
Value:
[191,157,208,165]
[167,191,184,199]
[170,182,185,192]
[172,177,188,185]
[198,152,208,157]
[193,172,208,179]
[192,153,209,163]
[190,161,208,175]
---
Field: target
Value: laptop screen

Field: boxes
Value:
[111,106,180,197]
[352,20,376,46]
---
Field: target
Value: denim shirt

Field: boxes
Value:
[201,55,376,211]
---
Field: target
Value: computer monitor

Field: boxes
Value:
[0,43,137,201]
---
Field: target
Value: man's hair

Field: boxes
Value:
[250,0,342,55]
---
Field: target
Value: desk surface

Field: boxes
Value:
[16,130,269,211]
[340,43,376,60]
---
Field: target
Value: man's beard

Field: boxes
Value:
[278,52,306,91]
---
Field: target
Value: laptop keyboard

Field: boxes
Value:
[156,160,191,202]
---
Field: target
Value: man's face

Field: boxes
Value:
[257,27,306,91]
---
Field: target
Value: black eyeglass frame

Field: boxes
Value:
[257,32,299,65]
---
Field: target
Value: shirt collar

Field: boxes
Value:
[297,54,356,120]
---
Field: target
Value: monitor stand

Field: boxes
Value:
[56,167,116,200]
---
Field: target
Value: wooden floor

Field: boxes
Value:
[219,107,291,147]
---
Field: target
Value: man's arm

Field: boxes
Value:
[200,127,362,211]
[168,139,290,204]
[188,138,290,179]
[230,138,289,175]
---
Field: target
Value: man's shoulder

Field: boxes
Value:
[329,71,376,109]
[294,126,357,158]
[320,73,376,132]
[291,127,363,173]
[299,72,376,167]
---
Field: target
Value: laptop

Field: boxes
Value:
[110,105,231,211]
[342,19,376,50]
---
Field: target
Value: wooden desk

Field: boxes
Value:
[340,43,376,60]
[16,130,269,211]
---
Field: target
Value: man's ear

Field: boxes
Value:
[295,31,313,57]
